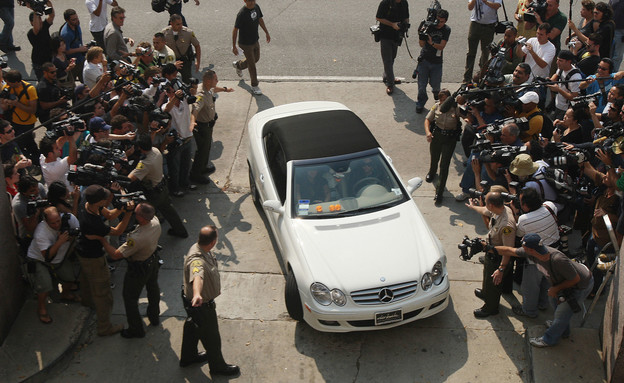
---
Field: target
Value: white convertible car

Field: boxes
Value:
[247,101,449,332]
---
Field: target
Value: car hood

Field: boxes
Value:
[290,202,442,292]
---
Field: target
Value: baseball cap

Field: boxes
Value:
[89,117,111,132]
[519,91,539,104]
[74,84,86,97]
[522,233,549,254]
[558,50,575,62]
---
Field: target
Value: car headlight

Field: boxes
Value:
[432,261,444,285]
[421,272,433,291]
[331,289,347,306]
[310,283,332,305]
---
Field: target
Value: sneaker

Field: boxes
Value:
[529,336,551,348]
[545,320,569,338]
[232,61,242,77]
[252,86,262,95]
[455,192,470,202]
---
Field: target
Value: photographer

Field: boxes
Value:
[83,46,106,89]
[415,8,449,114]
[77,184,133,336]
[60,9,87,82]
[492,233,593,347]
[575,33,602,77]
[512,187,559,318]
[547,50,583,121]
[495,26,523,76]
[36,62,69,124]
[375,0,409,96]
[460,94,503,158]
[552,107,591,144]
[11,174,46,243]
[507,153,561,209]
[568,1,615,59]
[39,130,79,190]
[26,1,54,80]
[535,0,567,54]
[133,42,158,75]
[27,206,81,324]
[465,191,516,318]
[517,23,556,81]
[516,91,547,141]
[463,0,502,84]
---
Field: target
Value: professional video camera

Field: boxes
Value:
[17,0,52,16]
[112,191,146,210]
[468,181,519,203]
[59,87,74,99]
[522,0,547,24]
[417,0,441,40]
[108,60,141,81]
[120,96,156,123]
[482,44,507,85]
[26,198,49,216]
[570,92,601,111]
[45,114,87,139]
[476,144,528,167]
[458,236,485,261]
[169,78,198,104]
[166,128,185,150]
[67,163,131,188]
[60,213,80,236]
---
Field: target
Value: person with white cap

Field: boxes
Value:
[516,91,546,141]
[491,233,593,347]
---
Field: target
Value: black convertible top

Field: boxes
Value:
[262,109,380,162]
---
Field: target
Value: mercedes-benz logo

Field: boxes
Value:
[378,288,394,303]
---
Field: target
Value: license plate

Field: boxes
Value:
[375,309,403,326]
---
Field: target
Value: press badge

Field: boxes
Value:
[298,200,310,216]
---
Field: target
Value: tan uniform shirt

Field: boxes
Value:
[129,147,164,188]
[162,26,199,59]
[425,101,459,130]
[485,206,517,247]
[183,243,221,301]
[192,86,216,123]
[118,217,162,262]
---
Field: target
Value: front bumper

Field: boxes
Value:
[301,277,450,332]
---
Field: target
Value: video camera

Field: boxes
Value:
[45,115,87,139]
[26,198,48,216]
[17,0,52,16]
[478,144,528,167]
[68,163,131,188]
[522,0,547,24]
[120,96,155,123]
[108,60,141,82]
[112,191,146,210]
[483,44,507,85]
[458,236,485,261]
[570,92,601,111]
[60,213,80,236]
[169,78,198,104]
[0,55,8,69]
[417,0,441,40]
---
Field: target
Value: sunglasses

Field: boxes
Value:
[598,66,609,71]
[2,128,14,134]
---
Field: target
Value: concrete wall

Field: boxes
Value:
[0,175,24,345]
[603,243,624,382]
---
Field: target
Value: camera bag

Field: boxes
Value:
[494,0,513,34]
[152,0,167,13]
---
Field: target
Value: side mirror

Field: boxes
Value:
[406,177,423,195]
[263,200,284,215]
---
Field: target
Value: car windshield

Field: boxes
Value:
[292,152,408,218]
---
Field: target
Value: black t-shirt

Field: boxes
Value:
[27,20,52,67]
[577,55,601,78]
[596,20,616,58]
[36,78,62,123]
[420,24,451,64]
[376,0,409,40]
[77,209,111,258]
[235,5,264,46]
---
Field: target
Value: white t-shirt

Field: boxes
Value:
[40,155,71,191]
[554,66,583,111]
[522,38,556,80]
[27,214,80,264]
[163,98,192,139]
[83,61,104,89]
[86,0,115,33]
[469,0,502,24]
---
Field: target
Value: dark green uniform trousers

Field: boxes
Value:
[481,252,511,313]
[190,120,215,179]
[181,301,228,370]
[123,256,160,335]
[428,129,458,198]
[146,183,188,237]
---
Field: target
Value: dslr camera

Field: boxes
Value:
[458,236,485,261]
[60,213,80,236]
[17,0,52,16]
[523,0,548,24]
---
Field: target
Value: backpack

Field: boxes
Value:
[527,110,554,140]
[152,0,167,13]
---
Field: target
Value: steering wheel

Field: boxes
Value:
[353,177,381,196]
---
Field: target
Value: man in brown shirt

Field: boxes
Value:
[180,225,240,376]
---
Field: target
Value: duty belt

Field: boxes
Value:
[433,126,458,137]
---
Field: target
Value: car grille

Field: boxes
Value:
[350,280,418,305]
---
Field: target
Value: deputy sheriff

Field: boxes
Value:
[465,191,516,318]
[128,134,188,238]
[180,225,240,376]
[100,202,161,338]
[189,70,234,184]
[162,13,201,82]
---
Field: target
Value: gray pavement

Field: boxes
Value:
[0,81,608,382]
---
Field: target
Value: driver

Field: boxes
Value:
[349,157,391,194]
[295,167,331,203]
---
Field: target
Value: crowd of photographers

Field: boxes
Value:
[0,0,229,334]
[422,0,624,348]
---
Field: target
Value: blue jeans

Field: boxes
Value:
[166,138,196,193]
[0,6,15,48]
[416,59,442,107]
[521,262,550,316]
[459,153,492,193]
[613,29,624,71]
[542,277,594,345]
